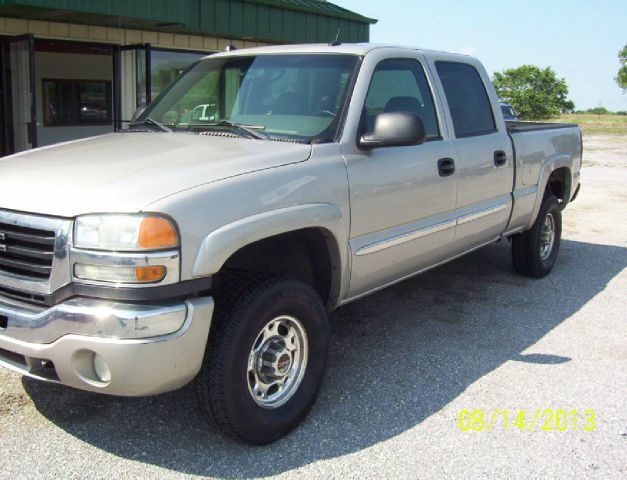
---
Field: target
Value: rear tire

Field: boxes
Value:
[195,277,330,445]
[512,194,562,278]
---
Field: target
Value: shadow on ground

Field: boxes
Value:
[22,239,626,477]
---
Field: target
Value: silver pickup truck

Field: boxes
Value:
[0,44,581,444]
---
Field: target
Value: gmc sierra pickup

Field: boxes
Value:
[0,44,581,444]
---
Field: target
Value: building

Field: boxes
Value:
[0,0,375,157]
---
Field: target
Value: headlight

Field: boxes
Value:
[74,214,178,251]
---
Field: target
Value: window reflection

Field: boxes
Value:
[43,79,112,126]
[150,50,206,102]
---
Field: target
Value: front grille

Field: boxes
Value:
[0,284,47,305]
[0,222,55,279]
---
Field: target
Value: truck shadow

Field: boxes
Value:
[22,238,626,477]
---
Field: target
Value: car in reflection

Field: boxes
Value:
[80,103,108,121]
[500,102,519,121]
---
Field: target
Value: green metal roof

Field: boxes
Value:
[245,1,376,24]
[0,0,377,43]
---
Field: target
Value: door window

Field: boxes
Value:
[435,62,496,137]
[362,59,440,140]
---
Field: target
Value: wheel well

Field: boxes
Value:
[546,167,571,203]
[215,228,341,309]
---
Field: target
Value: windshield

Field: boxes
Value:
[138,54,359,141]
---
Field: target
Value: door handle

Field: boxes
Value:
[437,158,455,177]
[494,150,507,166]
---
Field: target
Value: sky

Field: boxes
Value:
[335,0,627,111]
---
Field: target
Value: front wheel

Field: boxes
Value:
[195,277,330,445]
[511,194,562,278]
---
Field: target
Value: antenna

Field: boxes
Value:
[329,28,341,47]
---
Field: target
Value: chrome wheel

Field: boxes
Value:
[539,212,556,260]
[247,315,308,409]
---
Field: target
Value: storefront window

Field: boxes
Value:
[150,49,206,102]
[43,79,112,126]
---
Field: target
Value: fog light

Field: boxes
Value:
[74,263,166,284]
[93,353,111,383]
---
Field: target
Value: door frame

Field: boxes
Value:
[1,33,37,155]
[115,43,151,130]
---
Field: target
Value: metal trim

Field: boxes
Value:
[355,219,456,256]
[70,248,180,288]
[342,237,500,305]
[354,201,510,257]
[0,295,188,343]
[513,185,537,199]
[0,210,72,295]
[456,203,508,225]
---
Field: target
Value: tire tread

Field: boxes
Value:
[194,276,327,444]
[511,194,561,278]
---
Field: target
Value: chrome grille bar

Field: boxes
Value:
[0,210,72,296]
[0,221,56,279]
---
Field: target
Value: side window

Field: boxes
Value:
[435,61,496,137]
[362,59,440,140]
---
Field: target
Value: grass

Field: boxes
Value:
[552,113,627,136]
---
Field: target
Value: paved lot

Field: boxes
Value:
[1,136,626,479]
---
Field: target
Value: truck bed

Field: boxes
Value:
[504,119,582,235]
[506,120,578,133]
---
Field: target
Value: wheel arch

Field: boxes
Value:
[527,158,572,229]
[192,204,347,309]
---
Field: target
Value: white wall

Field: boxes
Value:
[35,51,114,146]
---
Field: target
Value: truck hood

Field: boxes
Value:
[0,133,311,217]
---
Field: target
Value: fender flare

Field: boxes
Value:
[527,155,572,229]
[191,203,348,288]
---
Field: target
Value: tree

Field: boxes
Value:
[586,107,610,115]
[616,45,627,92]
[492,65,575,120]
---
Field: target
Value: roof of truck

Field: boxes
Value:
[206,43,471,59]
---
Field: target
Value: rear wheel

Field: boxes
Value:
[512,194,562,278]
[195,277,330,445]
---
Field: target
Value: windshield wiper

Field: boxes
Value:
[185,120,269,140]
[128,117,173,133]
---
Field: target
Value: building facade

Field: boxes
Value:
[0,0,375,156]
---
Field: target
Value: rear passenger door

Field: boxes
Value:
[430,59,514,253]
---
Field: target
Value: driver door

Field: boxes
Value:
[342,54,458,297]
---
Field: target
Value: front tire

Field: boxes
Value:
[195,277,330,445]
[512,194,562,278]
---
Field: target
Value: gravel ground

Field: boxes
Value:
[1,135,626,479]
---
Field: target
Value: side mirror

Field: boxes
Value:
[131,106,146,122]
[359,112,426,149]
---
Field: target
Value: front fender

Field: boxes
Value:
[191,203,346,279]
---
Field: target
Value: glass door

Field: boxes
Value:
[115,43,151,129]
[1,34,37,154]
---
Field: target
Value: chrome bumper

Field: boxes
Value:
[0,295,214,396]
[0,295,190,343]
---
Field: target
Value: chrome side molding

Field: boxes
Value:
[355,219,456,256]
[457,203,508,225]
[355,202,509,256]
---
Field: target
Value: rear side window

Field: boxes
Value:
[435,62,496,138]
[362,59,440,140]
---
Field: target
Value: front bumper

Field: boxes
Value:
[0,295,214,396]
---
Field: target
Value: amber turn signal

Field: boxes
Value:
[138,217,178,249]
[135,265,167,283]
